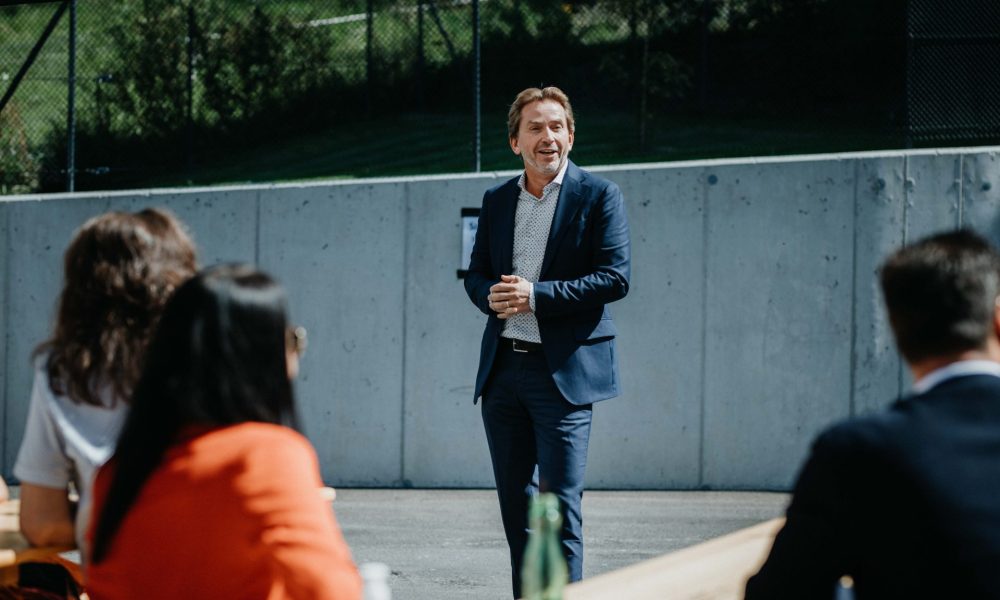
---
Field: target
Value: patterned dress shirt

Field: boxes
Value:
[501,161,568,343]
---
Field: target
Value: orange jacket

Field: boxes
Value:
[87,422,362,600]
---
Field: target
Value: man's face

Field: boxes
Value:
[510,99,574,179]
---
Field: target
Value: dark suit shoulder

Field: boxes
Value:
[814,374,1000,463]
[484,175,520,198]
[809,405,912,468]
[759,373,1000,600]
[910,372,1000,403]
[877,373,1000,428]
[808,419,884,472]
[572,165,620,197]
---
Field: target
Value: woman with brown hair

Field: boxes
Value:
[13,208,197,552]
[87,265,361,599]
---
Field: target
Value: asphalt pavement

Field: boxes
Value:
[333,489,789,600]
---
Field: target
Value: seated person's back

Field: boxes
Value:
[89,422,352,598]
[747,230,1000,599]
[86,265,361,600]
[14,208,196,551]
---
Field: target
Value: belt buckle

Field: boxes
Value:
[512,339,528,353]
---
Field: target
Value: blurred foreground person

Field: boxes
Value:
[746,230,1000,599]
[14,208,197,551]
[87,265,361,600]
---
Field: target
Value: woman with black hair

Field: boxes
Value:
[15,208,197,552]
[86,265,361,599]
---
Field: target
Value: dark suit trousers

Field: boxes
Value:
[481,342,593,598]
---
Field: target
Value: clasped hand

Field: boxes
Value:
[488,275,532,320]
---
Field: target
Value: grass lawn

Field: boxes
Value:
[4,3,911,193]
[108,111,902,191]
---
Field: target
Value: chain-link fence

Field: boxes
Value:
[1,0,996,195]
[906,0,1000,145]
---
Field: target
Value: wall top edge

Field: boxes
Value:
[589,145,1000,174]
[0,169,520,203]
[3,146,998,203]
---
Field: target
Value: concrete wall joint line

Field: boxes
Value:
[697,170,709,489]
[254,190,262,266]
[902,156,910,247]
[2,210,9,470]
[848,159,860,419]
[958,154,965,226]
[898,157,911,397]
[399,182,410,486]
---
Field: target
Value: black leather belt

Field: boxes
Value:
[502,338,543,353]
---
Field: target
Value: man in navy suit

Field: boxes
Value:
[464,86,630,597]
[746,229,1000,599]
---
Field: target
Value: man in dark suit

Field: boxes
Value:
[746,229,1000,599]
[464,86,630,597]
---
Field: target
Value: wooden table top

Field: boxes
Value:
[562,517,783,600]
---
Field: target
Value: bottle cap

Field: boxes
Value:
[360,562,391,580]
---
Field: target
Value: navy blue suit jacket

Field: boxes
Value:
[464,161,630,405]
[746,374,1000,599]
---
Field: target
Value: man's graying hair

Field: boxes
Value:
[507,86,575,139]
[880,229,1000,364]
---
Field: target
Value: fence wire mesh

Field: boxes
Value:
[0,0,996,194]
[906,0,1000,145]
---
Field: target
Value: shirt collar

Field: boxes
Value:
[911,359,1000,394]
[517,159,570,197]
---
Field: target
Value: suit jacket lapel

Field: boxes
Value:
[496,179,518,275]
[540,161,584,279]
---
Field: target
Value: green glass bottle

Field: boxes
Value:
[520,493,569,600]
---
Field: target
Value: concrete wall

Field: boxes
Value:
[3,147,999,490]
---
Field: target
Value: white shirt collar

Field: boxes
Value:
[551,158,570,186]
[517,159,570,196]
[911,359,1000,394]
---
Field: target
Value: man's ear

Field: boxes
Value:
[510,136,520,156]
[993,298,1000,339]
[985,299,1000,362]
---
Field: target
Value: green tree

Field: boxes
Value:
[597,1,694,147]
[0,104,41,194]
[100,1,335,137]
[197,4,335,128]
[104,0,189,139]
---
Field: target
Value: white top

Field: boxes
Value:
[13,364,128,551]
[911,359,1000,395]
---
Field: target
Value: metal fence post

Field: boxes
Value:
[66,0,77,192]
[638,1,649,150]
[416,0,424,110]
[0,1,69,118]
[904,0,913,149]
[699,0,710,112]
[472,0,480,173]
[186,2,195,181]
[366,0,374,117]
